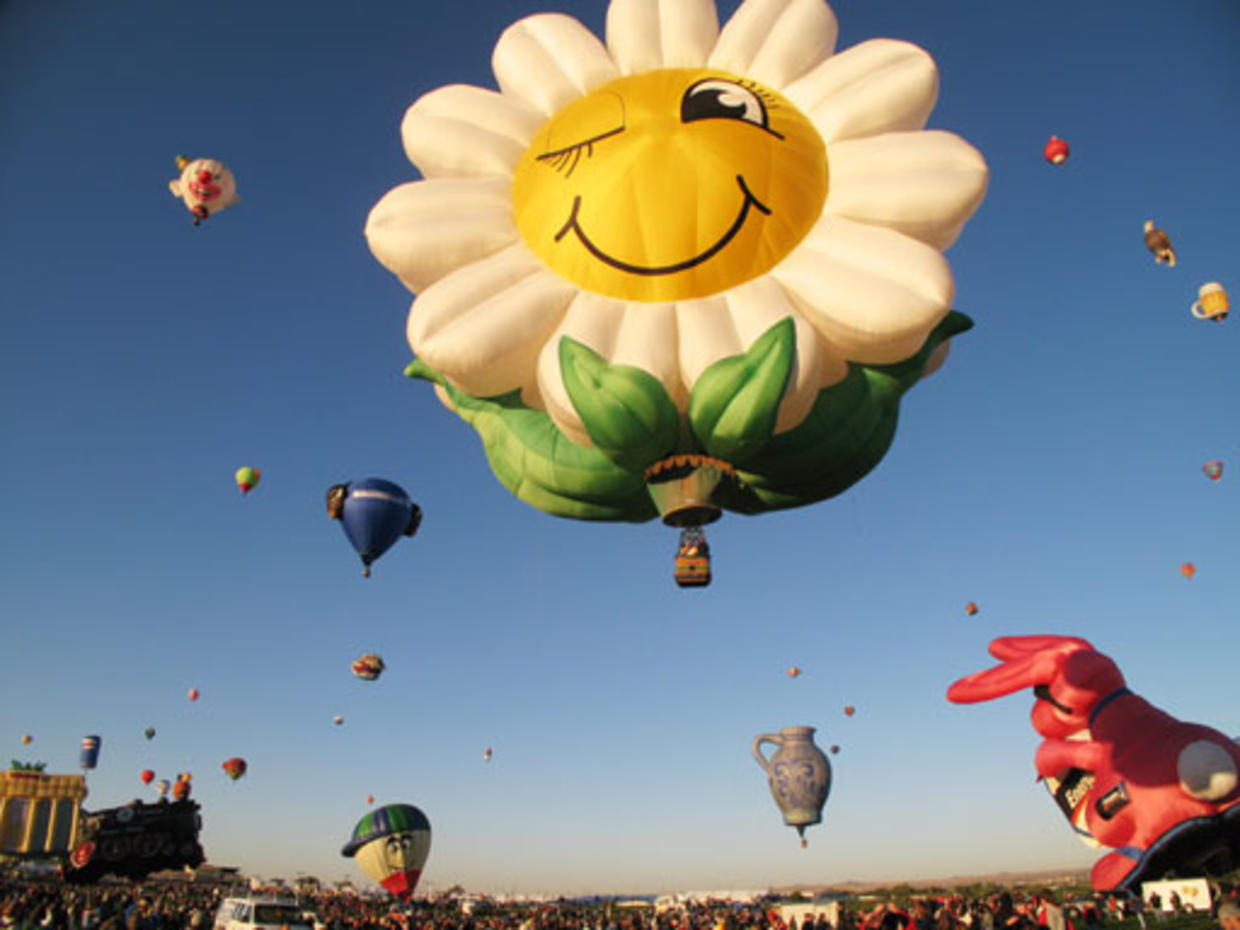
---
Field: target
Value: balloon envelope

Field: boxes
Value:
[144,726,156,740]
[141,769,155,785]
[155,779,170,797]
[342,803,431,900]
[352,653,385,681]
[221,758,247,781]
[844,705,855,717]
[79,735,101,770]
[1182,562,1197,579]
[188,688,199,702]
[966,601,979,616]
[235,466,261,494]
[1203,461,1223,481]
[20,735,32,746]
[328,479,421,577]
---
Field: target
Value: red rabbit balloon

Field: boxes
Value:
[947,635,1240,892]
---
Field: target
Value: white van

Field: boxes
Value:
[213,896,316,930]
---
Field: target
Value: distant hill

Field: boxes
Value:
[771,867,1092,896]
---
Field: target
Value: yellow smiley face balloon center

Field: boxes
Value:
[512,69,827,302]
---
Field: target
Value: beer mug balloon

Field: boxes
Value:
[1191,282,1229,322]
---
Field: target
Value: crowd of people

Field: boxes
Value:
[0,875,1235,930]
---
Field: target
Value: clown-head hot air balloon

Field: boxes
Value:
[235,467,261,495]
[365,0,988,581]
[352,653,386,681]
[1203,461,1223,482]
[170,155,239,225]
[222,758,247,781]
[326,480,422,577]
[342,803,432,900]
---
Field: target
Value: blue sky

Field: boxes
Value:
[2,0,1239,896]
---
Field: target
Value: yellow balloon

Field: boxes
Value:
[512,68,826,303]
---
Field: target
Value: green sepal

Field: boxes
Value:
[558,337,681,472]
[715,310,972,513]
[688,317,795,466]
[405,358,657,522]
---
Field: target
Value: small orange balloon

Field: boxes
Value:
[844,705,855,717]
[367,794,375,804]
[965,602,979,616]
[1181,562,1197,579]
[787,666,802,678]
[188,687,200,702]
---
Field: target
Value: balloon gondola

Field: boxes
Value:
[674,525,711,588]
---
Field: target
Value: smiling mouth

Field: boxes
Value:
[552,174,771,276]
[188,182,220,201]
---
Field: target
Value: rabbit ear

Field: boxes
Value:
[989,635,1094,661]
[947,637,1094,704]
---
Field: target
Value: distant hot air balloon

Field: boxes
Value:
[155,779,171,798]
[79,735,101,771]
[352,653,385,681]
[326,479,422,577]
[333,715,345,726]
[140,769,155,785]
[844,705,855,717]
[169,155,240,225]
[1142,220,1176,267]
[188,688,200,702]
[235,466,261,495]
[342,803,432,900]
[221,757,247,781]
[1182,562,1197,579]
[1203,461,1224,482]
[1044,136,1070,165]
[20,735,32,746]
[787,666,802,678]
[830,744,840,755]
[367,795,375,805]
[752,726,831,848]
[172,778,191,801]
[144,726,156,740]
[966,602,979,616]
[483,747,493,763]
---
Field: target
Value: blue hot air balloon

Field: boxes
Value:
[326,479,421,577]
[79,735,101,770]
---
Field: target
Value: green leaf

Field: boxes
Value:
[405,358,656,522]
[688,317,795,465]
[558,337,681,472]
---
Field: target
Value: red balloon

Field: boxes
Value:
[1044,135,1070,165]
[844,705,855,717]
[221,757,247,781]
[140,769,155,785]
[188,687,200,702]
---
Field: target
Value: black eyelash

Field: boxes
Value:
[737,78,780,109]
[535,126,624,178]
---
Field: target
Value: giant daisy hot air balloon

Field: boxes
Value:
[365,0,988,583]
[342,803,431,900]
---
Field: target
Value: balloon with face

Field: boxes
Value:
[169,155,240,225]
[327,479,422,577]
[342,803,432,900]
[365,0,989,561]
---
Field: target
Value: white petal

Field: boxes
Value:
[537,295,683,447]
[708,0,838,90]
[493,14,620,117]
[826,131,988,250]
[606,0,719,73]
[409,243,576,397]
[772,215,953,363]
[783,39,938,143]
[677,278,847,434]
[402,85,543,179]
[365,177,518,294]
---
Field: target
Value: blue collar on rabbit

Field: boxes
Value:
[1089,687,1132,726]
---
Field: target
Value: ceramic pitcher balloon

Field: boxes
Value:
[752,725,831,845]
